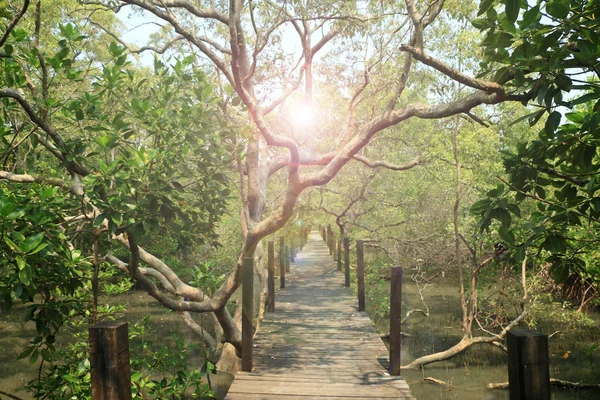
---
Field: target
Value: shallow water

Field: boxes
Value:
[393,276,600,400]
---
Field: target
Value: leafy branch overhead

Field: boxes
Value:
[470,0,600,285]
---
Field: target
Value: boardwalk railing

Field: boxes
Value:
[88,227,550,400]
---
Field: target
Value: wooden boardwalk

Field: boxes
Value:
[225,232,415,399]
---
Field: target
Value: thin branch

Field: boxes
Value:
[0,0,30,47]
[400,45,504,94]
[353,154,421,171]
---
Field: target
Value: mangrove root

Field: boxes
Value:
[488,379,600,390]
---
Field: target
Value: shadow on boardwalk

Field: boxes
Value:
[225,232,415,399]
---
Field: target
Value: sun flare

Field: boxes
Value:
[289,102,315,130]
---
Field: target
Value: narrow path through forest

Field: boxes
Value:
[225,231,415,399]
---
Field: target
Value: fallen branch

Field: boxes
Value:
[488,379,600,390]
[424,377,450,386]
[0,390,25,400]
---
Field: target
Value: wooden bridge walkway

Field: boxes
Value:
[225,231,415,399]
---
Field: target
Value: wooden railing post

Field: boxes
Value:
[279,236,285,289]
[356,240,365,312]
[507,330,551,400]
[267,241,275,313]
[89,321,132,400]
[241,255,254,372]
[285,245,290,273]
[291,236,296,262]
[389,266,403,376]
[337,239,342,271]
[344,237,350,288]
[328,225,333,255]
[332,234,337,262]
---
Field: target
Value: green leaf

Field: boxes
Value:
[19,265,33,285]
[93,213,105,227]
[499,226,515,245]
[111,214,123,226]
[519,5,540,28]
[491,207,512,226]
[40,187,57,201]
[543,234,567,253]
[514,246,526,263]
[507,204,521,217]
[505,0,520,23]
[544,111,561,135]
[565,111,585,124]
[6,209,25,220]
[4,237,21,252]
[478,0,496,16]
[23,232,44,253]
[470,199,492,215]
[552,262,569,283]
[16,256,26,271]
[546,1,569,19]
[109,41,124,57]
[213,173,228,183]
[570,92,598,107]
[583,145,596,168]
[472,18,491,30]
[29,243,49,255]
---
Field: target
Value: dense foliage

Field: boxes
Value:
[471,0,600,306]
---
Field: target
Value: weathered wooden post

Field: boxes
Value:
[267,241,275,313]
[279,236,285,289]
[89,321,132,400]
[389,266,403,376]
[328,225,333,255]
[344,237,350,288]
[337,239,342,271]
[291,236,296,262]
[285,245,290,273]
[356,240,365,312]
[241,255,254,372]
[507,330,551,400]
[332,234,337,262]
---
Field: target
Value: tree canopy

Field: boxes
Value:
[1,0,599,389]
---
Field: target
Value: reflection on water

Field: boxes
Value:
[391,278,600,400]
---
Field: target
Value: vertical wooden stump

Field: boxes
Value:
[344,237,350,288]
[326,225,331,255]
[507,330,551,400]
[356,240,365,312]
[241,256,254,372]
[291,236,296,262]
[267,241,275,313]
[337,240,342,271]
[285,245,290,273]
[279,236,285,289]
[389,266,403,376]
[332,234,337,262]
[89,321,132,400]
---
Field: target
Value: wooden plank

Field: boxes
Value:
[228,380,410,396]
